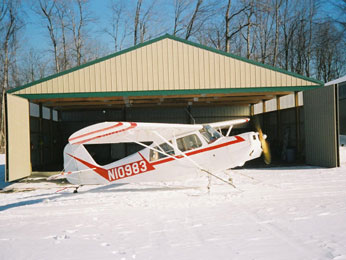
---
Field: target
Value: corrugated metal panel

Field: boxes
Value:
[254,102,263,115]
[304,85,339,167]
[280,94,295,110]
[191,106,250,124]
[340,99,346,134]
[5,94,31,181]
[14,37,320,95]
[265,98,277,112]
[126,107,187,123]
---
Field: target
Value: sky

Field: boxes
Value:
[21,0,174,56]
[18,0,344,72]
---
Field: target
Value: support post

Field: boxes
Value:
[49,108,54,168]
[123,107,128,156]
[294,92,301,158]
[250,104,254,117]
[276,96,281,141]
[39,103,44,169]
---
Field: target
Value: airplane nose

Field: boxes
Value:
[253,117,271,165]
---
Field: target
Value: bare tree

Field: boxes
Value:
[280,0,298,70]
[315,21,345,82]
[68,0,93,66]
[0,0,23,152]
[270,0,282,66]
[224,0,250,52]
[185,0,203,40]
[134,0,142,45]
[35,0,60,73]
[287,0,316,77]
[1,0,23,91]
[55,0,71,71]
[20,48,48,84]
[240,0,256,59]
[106,0,128,52]
[334,0,346,32]
[172,0,192,36]
[133,0,157,45]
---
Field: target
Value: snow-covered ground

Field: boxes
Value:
[0,154,4,165]
[1,160,346,260]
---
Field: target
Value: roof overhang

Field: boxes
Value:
[18,87,318,110]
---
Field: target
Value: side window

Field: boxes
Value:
[199,125,222,143]
[176,134,202,152]
[150,141,175,162]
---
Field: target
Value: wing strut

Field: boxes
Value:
[125,138,178,162]
[226,126,233,136]
[152,131,236,188]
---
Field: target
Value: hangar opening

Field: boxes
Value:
[5,34,329,181]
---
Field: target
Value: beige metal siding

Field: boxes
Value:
[15,38,319,95]
[304,85,339,167]
[5,94,31,181]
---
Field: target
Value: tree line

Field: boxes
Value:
[1,0,346,95]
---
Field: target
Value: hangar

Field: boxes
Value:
[4,34,339,182]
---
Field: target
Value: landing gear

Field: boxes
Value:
[73,185,83,193]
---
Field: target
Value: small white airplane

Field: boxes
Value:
[53,118,270,191]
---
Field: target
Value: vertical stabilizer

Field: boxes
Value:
[63,144,97,172]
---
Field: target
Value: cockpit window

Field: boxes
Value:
[150,141,175,162]
[199,125,222,143]
[176,134,202,152]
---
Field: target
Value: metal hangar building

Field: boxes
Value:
[4,34,339,182]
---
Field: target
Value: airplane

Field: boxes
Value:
[51,118,270,192]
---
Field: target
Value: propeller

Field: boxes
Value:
[254,118,271,165]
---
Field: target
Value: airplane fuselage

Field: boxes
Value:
[64,129,263,185]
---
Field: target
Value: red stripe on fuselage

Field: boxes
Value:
[151,135,245,166]
[68,153,109,180]
[74,122,137,144]
[69,122,123,142]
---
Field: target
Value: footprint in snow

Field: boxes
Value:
[53,234,70,244]
[100,242,110,247]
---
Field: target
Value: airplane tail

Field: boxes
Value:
[63,143,97,173]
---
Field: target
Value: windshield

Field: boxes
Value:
[199,125,222,143]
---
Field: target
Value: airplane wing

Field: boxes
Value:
[208,118,250,129]
[68,121,202,145]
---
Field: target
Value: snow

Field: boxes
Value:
[0,154,5,165]
[341,136,346,165]
[1,162,346,260]
[0,154,5,189]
